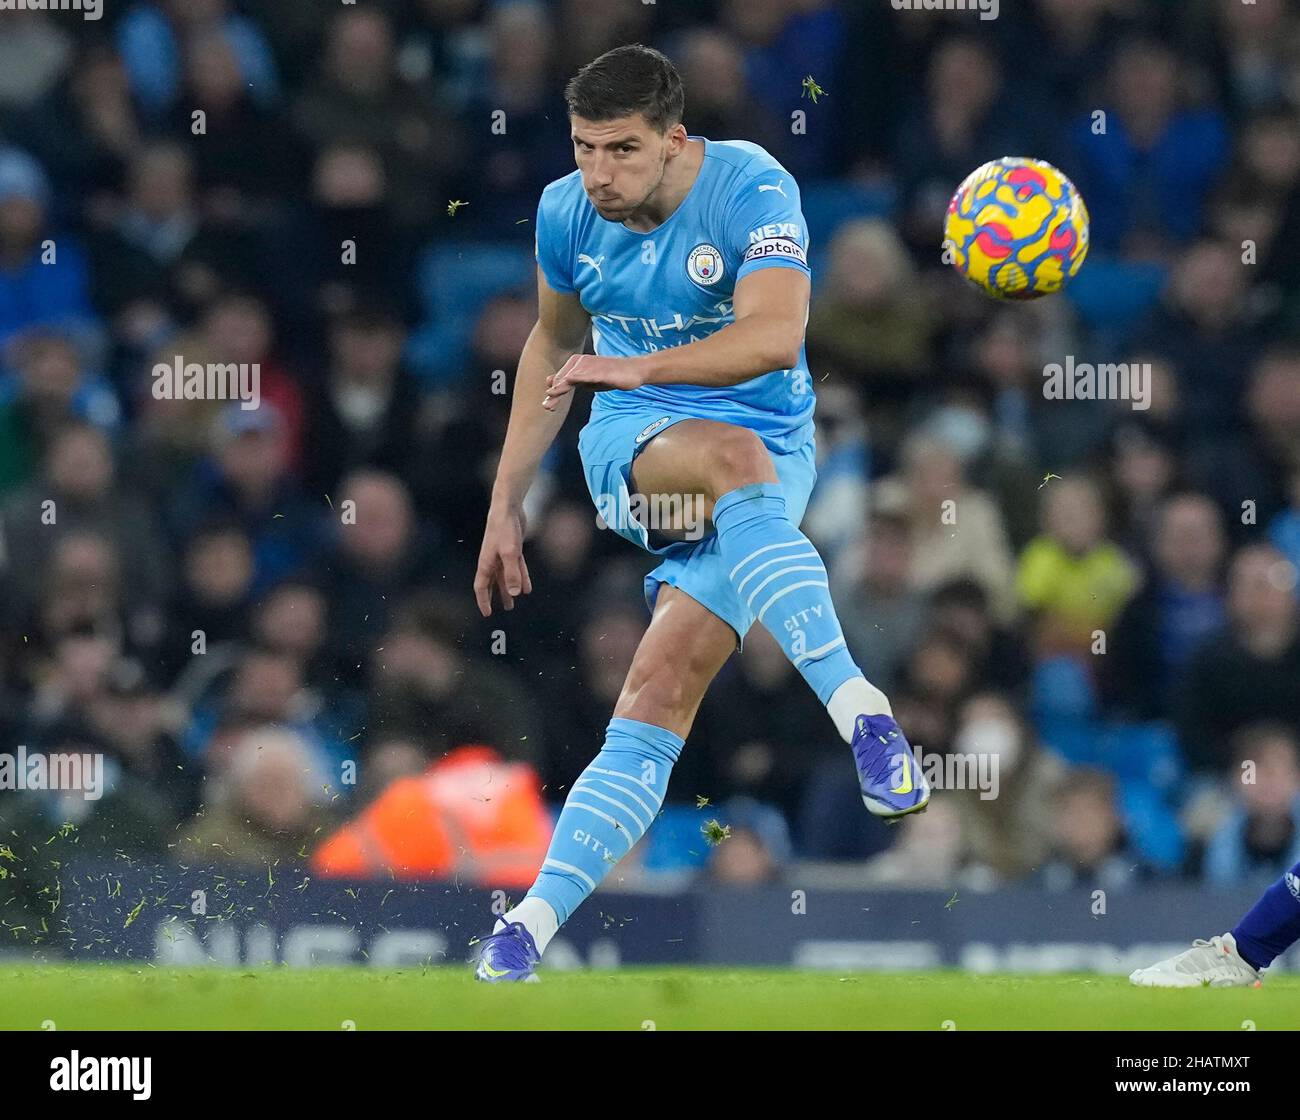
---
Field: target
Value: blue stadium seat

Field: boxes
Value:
[640,805,714,872]
[1064,259,1167,338]
[799,178,896,285]
[407,241,534,387]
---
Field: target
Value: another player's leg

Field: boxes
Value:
[1129,862,1300,987]
[631,419,929,819]
[475,586,737,982]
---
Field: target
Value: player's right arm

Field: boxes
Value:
[474,267,590,617]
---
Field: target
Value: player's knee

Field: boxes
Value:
[706,426,773,496]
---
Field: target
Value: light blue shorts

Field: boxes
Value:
[578,409,818,643]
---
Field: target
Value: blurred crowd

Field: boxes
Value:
[2,0,1300,923]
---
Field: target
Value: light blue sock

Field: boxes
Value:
[713,481,862,705]
[526,717,682,924]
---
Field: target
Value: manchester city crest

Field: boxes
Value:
[686,243,724,287]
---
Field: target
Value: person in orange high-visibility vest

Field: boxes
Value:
[312,745,552,885]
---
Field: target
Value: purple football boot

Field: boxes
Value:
[851,713,931,820]
[474,919,542,983]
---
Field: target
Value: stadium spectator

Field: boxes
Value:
[859,797,969,889]
[8,43,140,223]
[1176,546,1300,776]
[504,496,602,675]
[1,422,169,638]
[927,578,1031,697]
[166,28,303,210]
[269,141,413,334]
[948,692,1065,882]
[1069,38,1229,256]
[116,0,281,122]
[833,508,926,695]
[178,726,332,867]
[155,521,253,688]
[1198,0,1297,117]
[1189,348,1300,539]
[0,148,100,355]
[1039,767,1145,890]
[321,470,431,674]
[291,6,464,229]
[872,434,1018,620]
[250,581,331,690]
[182,646,346,784]
[1133,239,1262,439]
[369,594,544,764]
[542,597,644,794]
[21,626,118,743]
[706,796,793,885]
[0,331,119,497]
[1104,409,1184,561]
[458,2,572,231]
[1103,492,1227,722]
[675,27,787,162]
[1202,724,1300,885]
[800,382,872,562]
[1016,476,1138,660]
[302,308,422,497]
[894,36,1034,258]
[695,627,838,826]
[84,657,200,825]
[0,11,70,119]
[33,533,126,649]
[805,219,938,408]
[965,309,1108,502]
[168,401,324,596]
[311,743,551,883]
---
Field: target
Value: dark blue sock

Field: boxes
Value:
[1231,862,1300,971]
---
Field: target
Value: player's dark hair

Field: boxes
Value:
[564,44,684,134]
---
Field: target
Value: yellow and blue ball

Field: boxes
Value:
[943,157,1089,300]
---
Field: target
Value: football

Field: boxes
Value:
[943,156,1090,300]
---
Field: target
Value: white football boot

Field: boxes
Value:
[1129,932,1262,988]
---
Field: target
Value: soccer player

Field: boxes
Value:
[471,44,928,982]
[1129,865,1300,987]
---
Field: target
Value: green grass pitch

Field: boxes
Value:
[2,967,1299,1030]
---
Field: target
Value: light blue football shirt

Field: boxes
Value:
[535,136,815,453]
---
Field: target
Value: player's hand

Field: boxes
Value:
[543,353,646,410]
[473,498,533,616]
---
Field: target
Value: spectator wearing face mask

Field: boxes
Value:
[947,692,1064,882]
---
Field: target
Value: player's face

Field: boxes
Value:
[570,114,681,222]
